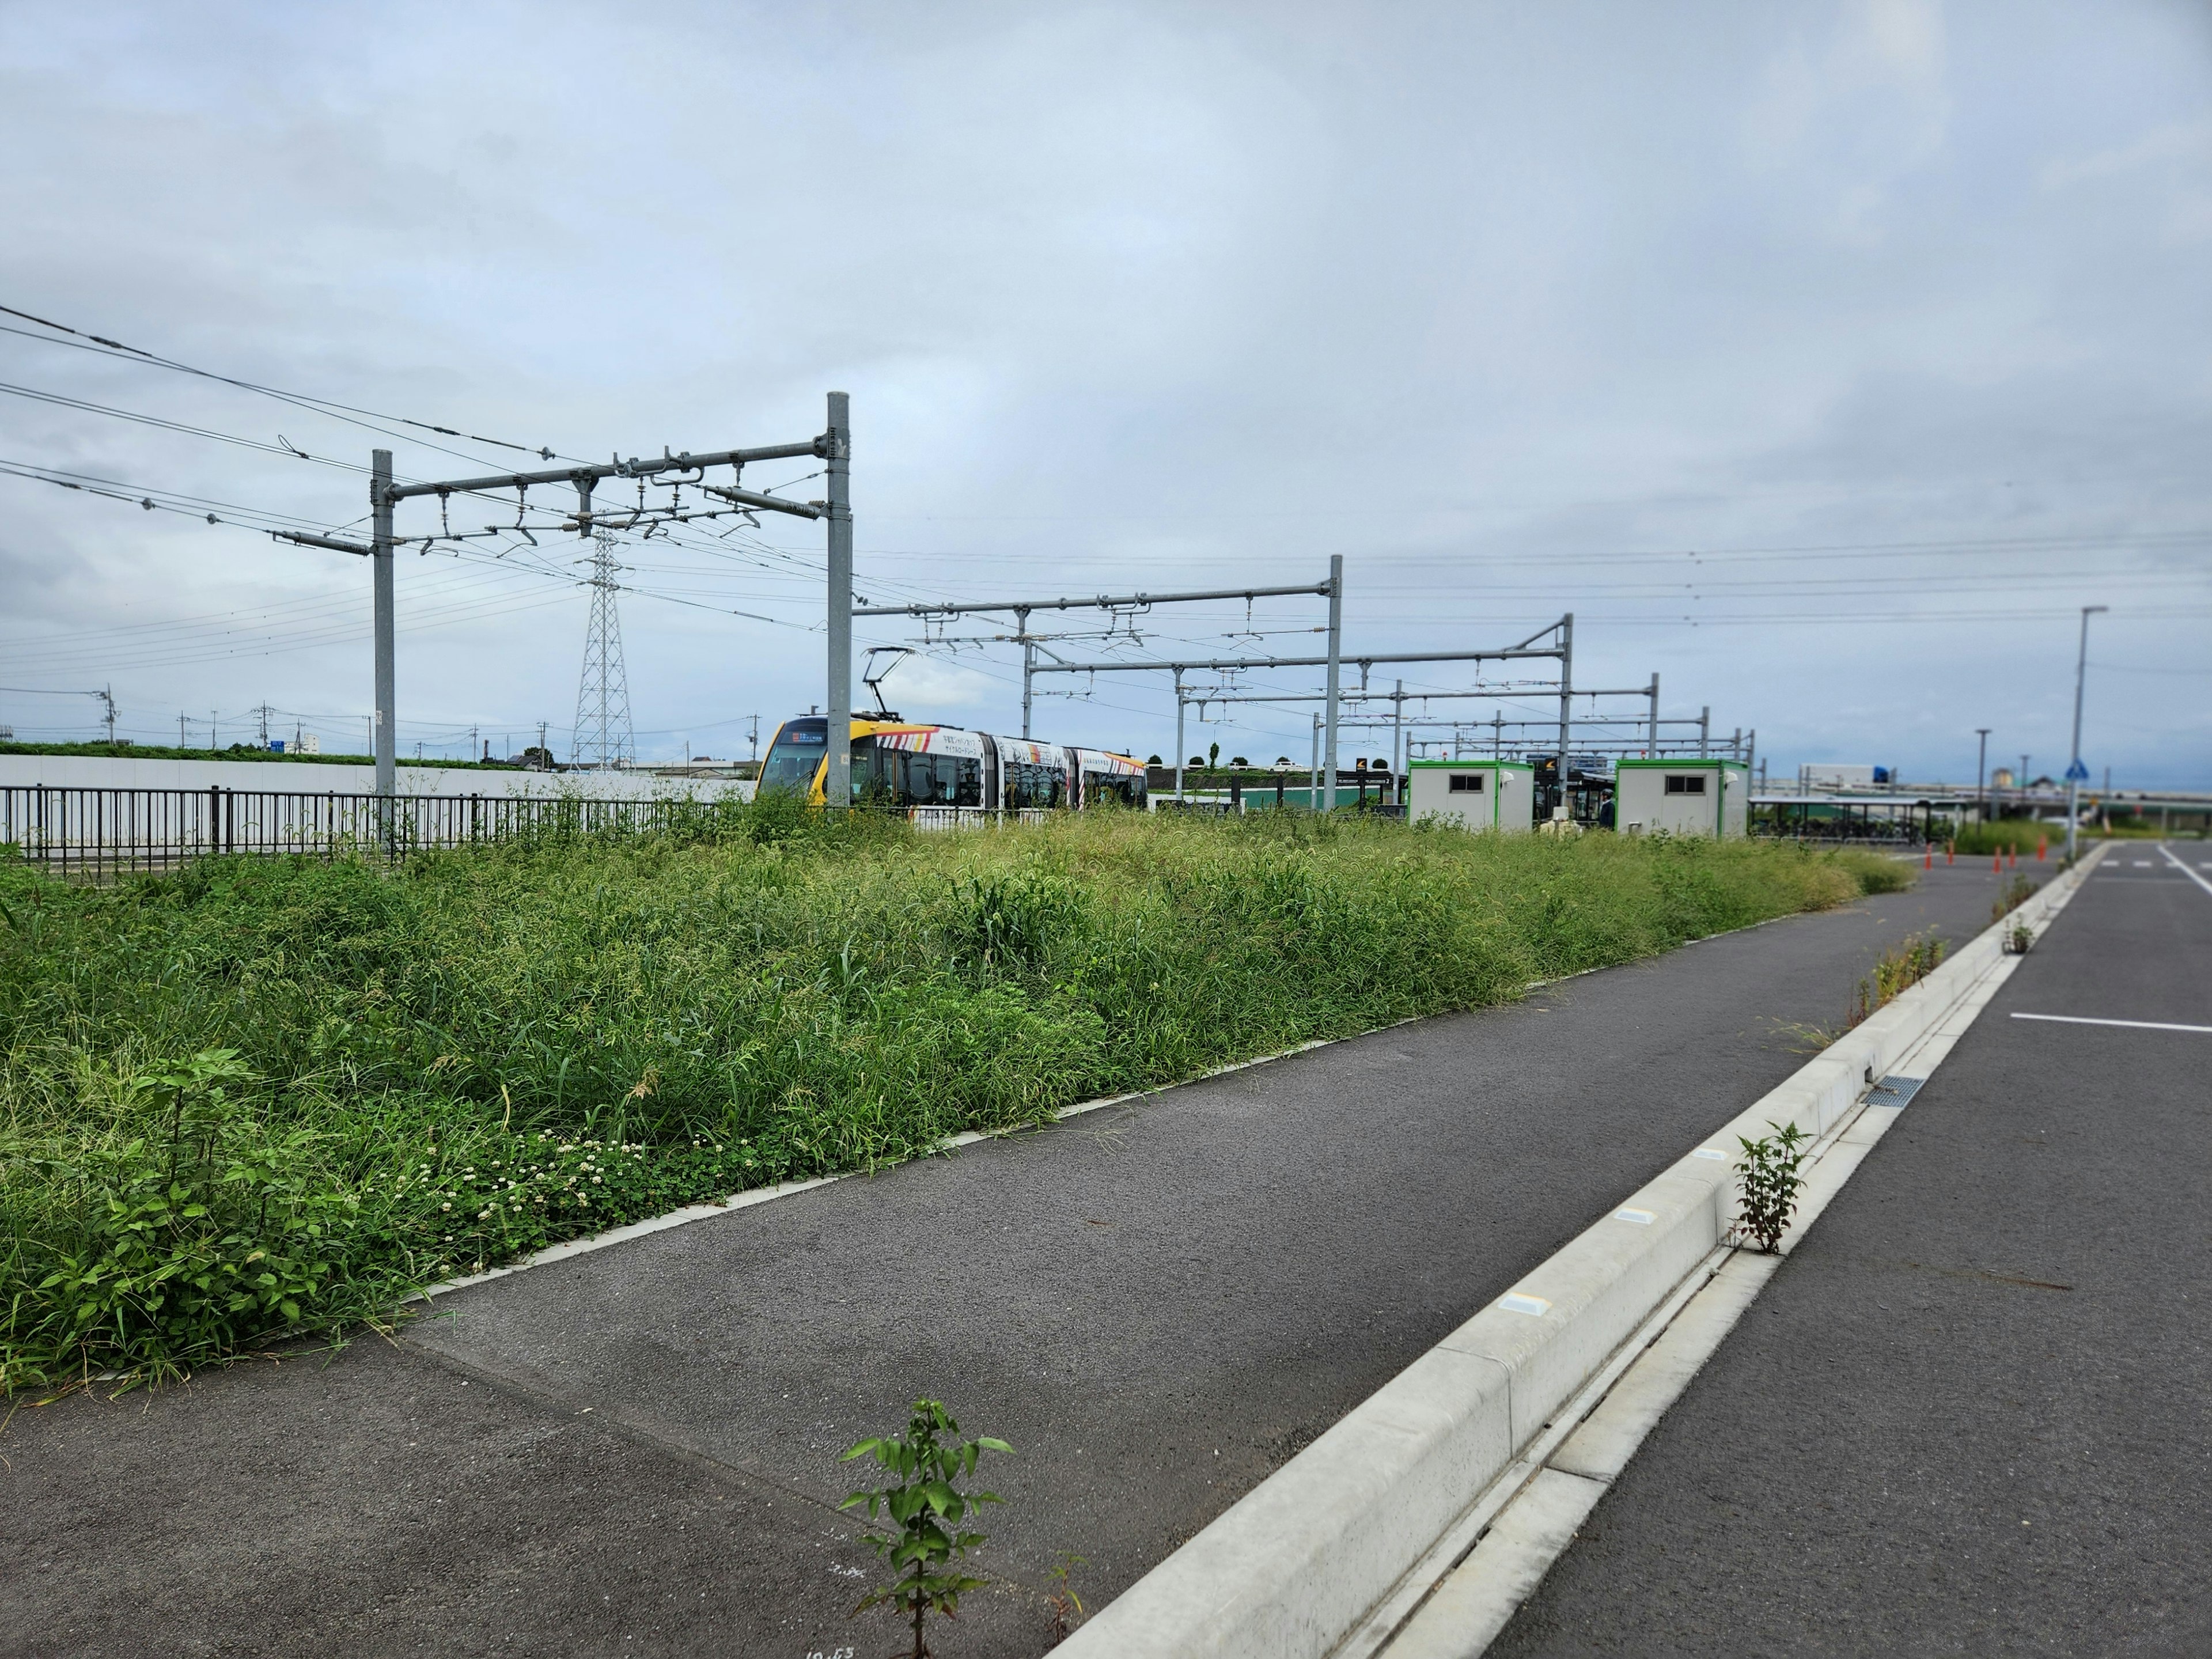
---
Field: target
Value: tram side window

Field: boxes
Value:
[897,752,982,806]
[1002,759,1067,809]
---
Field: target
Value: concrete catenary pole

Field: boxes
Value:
[824,392,853,812]
[2066,606,2106,863]
[1018,607,1035,740]
[1647,672,1660,757]
[1173,671,1187,802]
[1322,554,1343,813]
[1392,679,1404,792]
[370,449,395,800]
[1699,705,1710,759]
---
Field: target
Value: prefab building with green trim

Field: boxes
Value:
[1613,757,1749,837]
[1407,759,1535,833]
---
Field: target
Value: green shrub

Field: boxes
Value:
[1950,820,2058,856]
[0,817,1899,1389]
[841,1399,1010,1658]
[1734,1120,1810,1253]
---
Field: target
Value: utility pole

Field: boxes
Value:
[1699,705,1710,759]
[371,449,396,799]
[179,711,187,748]
[469,723,479,764]
[1309,713,1321,809]
[824,390,854,813]
[748,714,760,763]
[1647,672,1660,757]
[1322,554,1344,812]
[1975,728,1990,826]
[2066,605,2106,863]
[536,720,549,769]
[210,708,218,751]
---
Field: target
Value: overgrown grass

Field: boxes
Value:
[0,809,1899,1391]
[1949,820,2059,855]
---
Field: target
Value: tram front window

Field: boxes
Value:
[759,718,828,794]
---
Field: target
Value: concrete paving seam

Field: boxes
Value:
[1056,846,2107,1659]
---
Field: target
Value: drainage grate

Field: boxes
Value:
[1865,1074,1925,1109]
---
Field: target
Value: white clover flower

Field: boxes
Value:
[441,1202,452,1211]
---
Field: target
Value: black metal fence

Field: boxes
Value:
[0,786,697,878]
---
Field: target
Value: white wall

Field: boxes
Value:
[1615,763,1745,836]
[0,753,750,801]
[1407,764,1532,833]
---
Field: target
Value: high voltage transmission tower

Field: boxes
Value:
[572,527,634,769]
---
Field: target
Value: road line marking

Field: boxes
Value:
[2160,843,2212,898]
[1354,849,2109,1659]
[2010,1012,2212,1035]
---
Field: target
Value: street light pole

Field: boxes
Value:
[2066,605,2107,863]
[1975,728,1990,828]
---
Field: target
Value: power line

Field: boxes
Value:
[0,302,575,469]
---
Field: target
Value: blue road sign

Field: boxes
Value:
[2065,758,2090,782]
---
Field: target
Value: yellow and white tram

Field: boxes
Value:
[758,715,1147,816]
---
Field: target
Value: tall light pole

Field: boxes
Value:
[1975,728,1990,828]
[2066,605,2107,863]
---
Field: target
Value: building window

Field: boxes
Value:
[1449,773,1485,793]
[1665,774,1707,795]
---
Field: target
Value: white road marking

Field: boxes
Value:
[2010,1012,2212,1035]
[2133,859,2153,867]
[2159,843,2212,898]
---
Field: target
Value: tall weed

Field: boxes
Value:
[1,819,1892,1388]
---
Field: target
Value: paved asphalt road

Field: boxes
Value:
[1,863,2010,1659]
[1491,847,2212,1658]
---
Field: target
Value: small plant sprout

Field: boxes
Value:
[1045,1551,1089,1645]
[840,1399,1012,1659]
[1734,1120,1811,1254]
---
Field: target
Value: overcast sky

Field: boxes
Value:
[3,1,2207,785]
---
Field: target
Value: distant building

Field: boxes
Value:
[1799,762,1875,790]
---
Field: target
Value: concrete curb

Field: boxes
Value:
[1058,851,2103,1659]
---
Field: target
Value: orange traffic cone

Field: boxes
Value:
[1992,850,2001,873]
[2009,848,2018,871]
[1946,842,1955,866]
[2037,839,2047,861]
[1924,846,1933,870]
